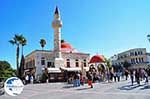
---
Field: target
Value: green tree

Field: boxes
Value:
[0,61,16,81]
[104,57,112,69]
[20,35,27,56]
[9,34,23,76]
[123,61,131,69]
[40,39,46,50]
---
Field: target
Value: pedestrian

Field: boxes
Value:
[130,70,134,85]
[125,69,129,80]
[25,74,29,85]
[110,71,114,81]
[30,75,34,84]
[73,72,80,87]
[77,72,80,87]
[106,69,110,83]
[73,74,77,87]
[87,72,93,88]
[80,73,85,86]
[135,69,140,85]
[144,70,149,85]
[114,71,117,82]
[116,71,121,82]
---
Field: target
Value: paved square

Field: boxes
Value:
[0,79,150,99]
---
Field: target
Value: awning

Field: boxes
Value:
[60,67,89,72]
[42,68,61,73]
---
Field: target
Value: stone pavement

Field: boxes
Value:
[0,79,150,99]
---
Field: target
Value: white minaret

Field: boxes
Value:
[52,6,64,68]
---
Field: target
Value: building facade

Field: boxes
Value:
[25,7,90,81]
[110,48,150,69]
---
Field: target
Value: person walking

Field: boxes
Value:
[25,74,29,85]
[144,70,149,85]
[87,72,93,88]
[76,72,80,87]
[73,73,77,87]
[125,69,129,80]
[113,71,117,82]
[80,73,85,86]
[135,69,140,85]
[30,75,34,84]
[73,72,80,87]
[130,70,134,85]
[116,71,121,82]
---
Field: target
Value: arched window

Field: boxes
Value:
[41,57,45,65]
[135,52,137,56]
[75,59,79,67]
[66,59,70,67]
[139,58,141,63]
[141,51,143,55]
[133,58,135,64]
[83,59,86,67]
[47,62,52,68]
[136,58,138,63]
[141,58,144,62]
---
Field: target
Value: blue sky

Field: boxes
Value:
[0,0,150,69]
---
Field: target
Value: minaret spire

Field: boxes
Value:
[52,6,64,68]
[55,6,59,14]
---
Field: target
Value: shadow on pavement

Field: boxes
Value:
[140,85,150,90]
[62,85,73,89]
[118,84,143,90]
[76,87,91,91]
[0,90,5,96]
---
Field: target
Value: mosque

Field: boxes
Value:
[25,7,105,82]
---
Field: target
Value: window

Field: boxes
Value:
[41,57,45,65]
[135,52,137,56]
[141,51,143,55]
[124,55,127,58]
[136,58,138,63]
[84,59,86,67]
[132,58,135,64]
[66,59,70,67]
[141,58,144,62]
[47,62,52,68]
[139,58,141,63]
[75,59,79,67]
[138,51,141,55]
[130,52,134,56]
[131,59,133,64]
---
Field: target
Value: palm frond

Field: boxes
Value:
[9,40,15,45]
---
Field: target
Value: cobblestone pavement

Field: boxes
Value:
[0,79,150,99]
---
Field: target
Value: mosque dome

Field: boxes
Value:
[60,41,78,53]
[89,55,105,63]
[61,42,73,49]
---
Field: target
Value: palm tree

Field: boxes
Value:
[20,35,27,56]
[9,34,23,76]
[19,35,27,79]
[40,39,46,50]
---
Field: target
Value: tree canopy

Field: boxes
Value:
[123,61,131,69]
[0,61,16,81]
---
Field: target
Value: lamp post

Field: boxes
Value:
[147,34,150,42]
[147,34,150,69]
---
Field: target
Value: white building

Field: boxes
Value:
[25,7,90,81]
[110,48,150,69]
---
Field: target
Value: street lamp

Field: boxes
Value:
[147,34,150,42]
